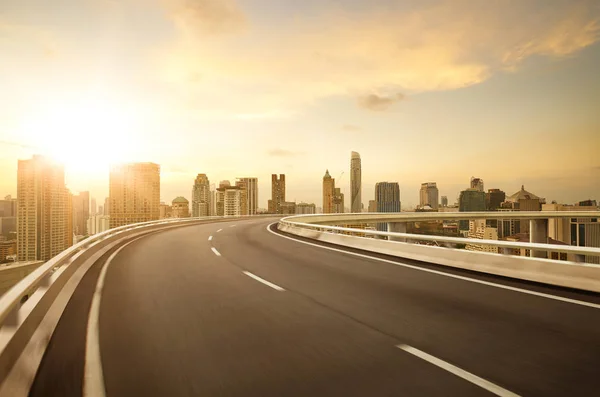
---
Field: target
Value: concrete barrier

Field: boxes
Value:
[279,223,600,292]
[0,262,45,297]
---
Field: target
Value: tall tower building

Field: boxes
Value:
[103,197,110,216]
[268,174,285,214]
[109,162,160,228]
[470,177,484,192]
[333,188,345,214]
[91,197,97,215]
[322,170,335,214]
[235,179,249,216]
[441,196,448,207]
[375,182,401,212]
[486,189,506,211]
[17,155,72,262]
[192,174,211,217]
[419,182,439,209]
[350,151,362,213]
[72,191,90,236]
[458,188,486,230]
[237,177,258,215]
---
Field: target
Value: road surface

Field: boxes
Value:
[29,217,600,396]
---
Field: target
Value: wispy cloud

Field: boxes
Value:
[357,93,405,111]
[267,148,303,157]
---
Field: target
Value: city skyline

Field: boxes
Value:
[0,0,599,208]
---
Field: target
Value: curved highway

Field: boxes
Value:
[29,218,600,396]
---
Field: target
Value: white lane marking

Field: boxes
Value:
[84,234,148,397]
[217,228,223,233]
[243,271,285,291]
[211,247,222,257]
[397,345,520,397]
[267,223,600,310]
[208,235,213,241]
[230,225,237,228]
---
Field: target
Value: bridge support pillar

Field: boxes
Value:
[387,222,407,242]
[529,219,548,258]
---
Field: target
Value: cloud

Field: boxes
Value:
[267,148,303,157]
[342,124,362,132]
[357,93,405,111]
[163,0,246,36]
[160,0,600,112]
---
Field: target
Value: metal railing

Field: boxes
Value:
[279,212,600,260]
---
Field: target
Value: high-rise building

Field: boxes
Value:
[159,202,172,219]
[87,215,110,235]
[0,195,17,217]
[98,205,103,216]
[466,219,498,253]
[350,151,362,213]
[91,197,97,215]
[323,170,335,214]
[192,174,211,217]
[235,179,249,216]
[458,188,486,230]
[368,200,377,213]
[441,196,448,207]
[17,155,72,262]
[209,184,217,216]
[172,197,190,218]
[281,202,297,215]
[237,177,258,215]
[296,203,316,215]
[109,162,160,228]
[486,189,506,211]
[333,188,345,214]
[0,195,17,240]
[419,182,439,209]
[268,174,285,214]
[470,177,484,192]
[375,182,401,212]
[104,197,110,216]
[224,186,242,217]
[72,191,90,236]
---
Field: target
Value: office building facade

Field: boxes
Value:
[350,151,362,213]
[323,170,335,214]
[268,174,285,214]
[458,188,486,230]
[296,203,316,215]
[375,182,401,213]
[419,182,439,209]
[237,177,258,215]
[109,162,160,228]
[72,191,90,236]
[192,174,211,217]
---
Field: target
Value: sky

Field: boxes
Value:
[1,0,599,209]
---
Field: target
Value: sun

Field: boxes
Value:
[19,96,140,175]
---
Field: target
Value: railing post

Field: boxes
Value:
[387,222,407,242]
[529,218,548,258]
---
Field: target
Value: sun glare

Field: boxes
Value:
[19,97,139,175]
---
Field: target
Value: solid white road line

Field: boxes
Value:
[267,223,600,310]
[230,225,237,228]
[208,235,213,241]
[84,234,148,397]
[211,247,222,257]
[397,345,520,397]
[217,228,223,233]
[243,271,285,291]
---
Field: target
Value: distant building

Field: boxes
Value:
[98,205,103,216]
[267,174,285,214]
[224,186,242,217]
[235,179,249,216]
[419,182,439,210]
[323,170,335,214]
[470,177,484,192]
[87,215,110,235]
[441,196,448,207]
[0,217,16,239]
[0,239,16,264]
[333,188,345,214]
[103,197,110,216]
[72,191,90,236]
[368,200,377,213]
[219,180,231,188]
[237,177,258,215]
[0,195,17,217]
[281,202,297,215]
[375,182,401,212]
[350,151,362,213]
[159,202,172,219]
[499,185,544,234]
[171,197,190,218]
[577,199,597,207]
[466,219,498,253]
[17,155,72,262]
[91,198,97,215]
[192,174,211,217]
[458,188,486,230]
[109,162,160,228]
[486,189,506,211]
[296,203,316,215]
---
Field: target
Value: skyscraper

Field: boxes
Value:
[441,196,448,207]
[322,170,335,214]
[109,162,160,228]
[17,155,72,262]
[350,151,362,213]
[470,177,484,192]
[419,182,439,209]
[104,197,110,216]
[237,177,258,215]
[192,174,211,217]
[91,197,97,215]
[268,174,285,214]
[486,189,506,211]
[375,182,401,212]
[333,188,345,213]
[458,188,486,230]
[72,191,90,236]
[235,179,249,216]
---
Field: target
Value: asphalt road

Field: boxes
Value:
[30,218,600,396]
